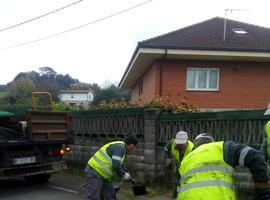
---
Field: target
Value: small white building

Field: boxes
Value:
[58,89,94,109]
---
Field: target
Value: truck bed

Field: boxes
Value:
[27,110,72,143]
[0,110,72,146]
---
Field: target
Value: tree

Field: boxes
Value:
[70,82,91,90]
[92,84,130,105]
[90,83,101,94]
[56,74,78,90]
[38,67,57,78]
[8,77,36,105]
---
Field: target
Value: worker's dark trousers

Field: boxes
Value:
[85,166,116,200]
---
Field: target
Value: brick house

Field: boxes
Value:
[119,17,270,110]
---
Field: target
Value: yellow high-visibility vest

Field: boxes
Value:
[171,140,194,166]
[88,141,126,180]
[177,142,236,200]
[266,121,270,157]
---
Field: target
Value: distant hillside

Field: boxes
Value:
[0,67,102,107]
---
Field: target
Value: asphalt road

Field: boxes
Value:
[0,173,171,200]
[0,174,85,200]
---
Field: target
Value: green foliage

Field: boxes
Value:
[97,99,132,109]
[38,67,57,77]
[0,91,7,98]
[52,101,81,112]
[70,82,92,90]
[143,96,198,113]
[52,102,67,111]
[68,104,81,112]
[92,84,130,105]
[97,96,198,113]
[8,77,36,105]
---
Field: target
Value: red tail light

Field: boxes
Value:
[49,146,71,155]
[65,147,71,152]
[60,149,65,155]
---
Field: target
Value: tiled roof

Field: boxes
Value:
[138,17,270,52]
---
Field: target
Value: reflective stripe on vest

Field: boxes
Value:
[88,141,125,180]
[177,142,235,200]
[180,164,234,183]
[92,148,114,177]
[178,180,234,193]
[239,146,252,167]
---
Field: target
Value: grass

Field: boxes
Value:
[146,184,172,198]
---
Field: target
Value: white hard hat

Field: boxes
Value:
[175,131,188,144]
[264,103,270,115]
[194,133,214,149]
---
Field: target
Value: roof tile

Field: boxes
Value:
[139,17,270,52]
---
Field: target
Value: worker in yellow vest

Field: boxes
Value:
[164,131,194,199]
[261,103,270,161]
[177,133,270,200]
[85,134,137,200]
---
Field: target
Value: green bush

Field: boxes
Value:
[97,96,198,113]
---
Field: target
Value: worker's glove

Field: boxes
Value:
[123,172,131,181]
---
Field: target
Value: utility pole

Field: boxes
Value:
[223,9,250,41]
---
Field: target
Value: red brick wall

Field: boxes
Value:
[131,62,160,104]
[131,59,270,109]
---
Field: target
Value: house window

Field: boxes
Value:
[186,68,219,91]
[138,80,143,96]
[231,28,248,35]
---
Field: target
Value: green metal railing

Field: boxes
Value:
[71,108,145,140]
[158,110,270,146]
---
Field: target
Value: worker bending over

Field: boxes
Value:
[177,133,270,200]
[85,134,137,200]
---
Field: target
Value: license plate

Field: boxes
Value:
[12,157,36,165]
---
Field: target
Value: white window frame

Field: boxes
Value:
[186,67,219,91]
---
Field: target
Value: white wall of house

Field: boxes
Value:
[58,91,94,108]
[60,92,93,101]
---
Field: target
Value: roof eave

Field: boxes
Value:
[119,47,270,90]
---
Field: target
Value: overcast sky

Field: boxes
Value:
[0,0,269,87]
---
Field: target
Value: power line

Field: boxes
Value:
[0,0,85,32]
[0,0,153,51]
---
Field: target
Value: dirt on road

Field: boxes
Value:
[115,183,172,200]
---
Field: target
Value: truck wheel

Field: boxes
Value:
[24,174,52,183]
